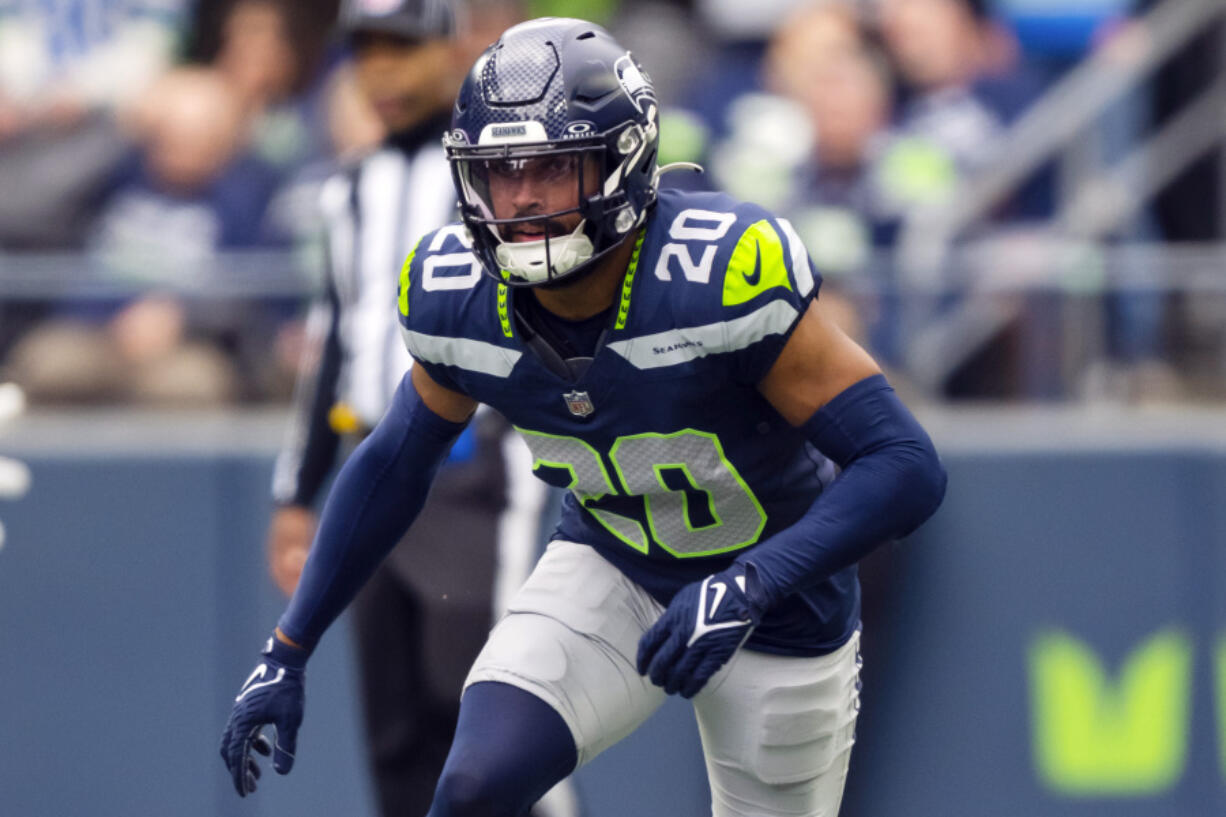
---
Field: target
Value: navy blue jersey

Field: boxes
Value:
[397,188,858,655]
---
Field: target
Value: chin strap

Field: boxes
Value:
[493,161,702,285]
[494,220,595,284]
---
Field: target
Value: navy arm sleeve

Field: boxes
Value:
[277,373,469,651]
[733,374,947,611]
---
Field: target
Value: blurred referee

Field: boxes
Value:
[267,2,567,814]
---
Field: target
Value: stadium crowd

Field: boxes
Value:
[0,0,1220,403]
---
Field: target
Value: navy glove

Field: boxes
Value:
[636,564,763,698]
[219,634,308,796]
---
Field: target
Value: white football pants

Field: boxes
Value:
[465,540,862,817]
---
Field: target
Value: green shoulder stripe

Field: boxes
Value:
[398,235,426,318]
[722,219,791,308]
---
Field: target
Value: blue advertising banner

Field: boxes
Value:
[1,411,1224,817]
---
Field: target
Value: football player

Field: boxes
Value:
[222,17,947,817]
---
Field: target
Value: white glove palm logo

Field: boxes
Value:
[686,574,752,647]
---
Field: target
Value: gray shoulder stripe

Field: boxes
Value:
[607,300,799,369]
[400,328,522,377]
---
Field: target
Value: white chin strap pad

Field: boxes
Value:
[494,227,595,284]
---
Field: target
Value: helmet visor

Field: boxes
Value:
[451,143,606,243]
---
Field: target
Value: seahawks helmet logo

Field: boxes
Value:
[614,54,655,114]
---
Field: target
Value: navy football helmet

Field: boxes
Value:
[444,18,662,287]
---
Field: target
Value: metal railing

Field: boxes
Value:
[897,0,1226,279]
[0,249,321,299]
[0,243,1219,403]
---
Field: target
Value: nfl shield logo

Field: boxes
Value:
[563,390,595,418]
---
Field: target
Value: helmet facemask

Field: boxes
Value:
[447,117,657,287]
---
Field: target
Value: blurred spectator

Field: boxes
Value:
[876,0,1051,216]
[0,0,188,249]
[763,5,897,247]
[700,0,1067,393]
[195,0,345,248]
[0,0,184,135]
[698,0,811,40]
[770,30,900,355]
[3,67,289,406]
[209,0,336,172]
[709,3,897,354]
[871,0,1060,398]
[2,292,241,405]
[877,0,1181,400]
[92,67,284,263]
[707,1,861,210]
[879,0,1007,166]
[0,2,190,370]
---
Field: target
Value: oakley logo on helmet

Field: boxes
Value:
[564,122,595,137]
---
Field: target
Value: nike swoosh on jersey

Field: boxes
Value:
[741,242,762,287]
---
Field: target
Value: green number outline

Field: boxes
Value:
[515,427,650,554]
[517,426,766,559]
[610,429,765,557]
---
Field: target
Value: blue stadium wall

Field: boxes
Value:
[0,410,1223,817]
